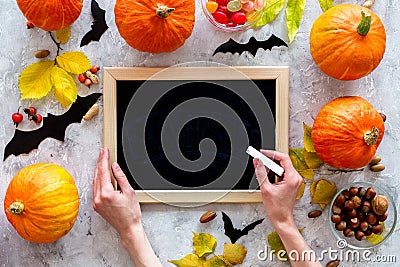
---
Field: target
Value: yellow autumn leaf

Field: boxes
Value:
[169,254,205,267]
[311,179,337,205]
[289,148,308,171]
[203,256,228,267]
[56,51,90,74]
[267,229,304,262]
[254,0,286,27]
[317,0,333,12]
[19,60,54,99]
[286,0,306,43]
[303,152,323,169]
[366,222,385,245]
[56,27,71,44]
[223,243,247,265]
[192,232,217,258]
[296,179,306,200]
[298,169,314,180]
[51,66,77,108]
[303,123,316,152]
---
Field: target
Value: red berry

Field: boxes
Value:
[12,113,23,124]
[78,73,86,83]
[24,107,37,115]
[84,78,93,86]
[90,65,100,74]
[34,114,43,124]
[213,11,229,24]
[226,22,237,27]
[26,21,35,29]
[216,0,229,6]
[231,12,246,25]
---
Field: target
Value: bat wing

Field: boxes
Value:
[259,34,288,51]
[213,38,249,56]
[4,93,102,160]
[240,218,264,236]
[80,0,109,47]
[222,211,239,243]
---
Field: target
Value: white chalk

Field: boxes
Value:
[246,146,284,176]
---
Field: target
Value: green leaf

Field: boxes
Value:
[285,0,306,43]
[302,152,323,169]
[303,123,315,152]
[193,232,217,258]
[169,254,205,267]
[56,51,90,74]
[289,148,308,171]
[223,243,247,265]
[298,169,314,180]
[254,0,287,27]
[203,256,228,267]
[317,0,333,12]
[51,66,77,108]
[19,60,54,99]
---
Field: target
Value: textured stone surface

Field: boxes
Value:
[0,0,399,266]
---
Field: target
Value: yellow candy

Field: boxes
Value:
[227,0,242,12]
[206,1,218,13]
[246,10,259,22]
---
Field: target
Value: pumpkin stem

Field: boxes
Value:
[7,202,25,215]
[156,5,175,19]
[357,11,371,36]
[364,126,379,146]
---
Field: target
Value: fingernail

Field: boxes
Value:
[112,162,120,169]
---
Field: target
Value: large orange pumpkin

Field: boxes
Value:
[310,4,386,80]
[4,163,79,243]
[114,0,195,53]
[312,96,384,169]
[16,0,83,31]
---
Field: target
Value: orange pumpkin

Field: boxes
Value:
[312,96,384,169]
[16,0,83,31]
[4,163,79,243]
[310,4,386,80]
[114,0,195,53]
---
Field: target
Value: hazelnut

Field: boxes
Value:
[335,221,347,231]
[308,210,322,218]
[342,190,351,199]
[355,231,366,241]
[367,214,378,225]
[334,194,346,207]
[347,209,357,218]
[343,228,355,237]
[350,218,360,228]
[326,260,340,267]
[199,211,217,223]
[365,187,377,200]
[364,229,373,236]
[372,195,389,216]
[331,214,342,224]
[357,211,366,222]
[349,187,359,196]
[351,196,362,209]
[358,187,367,198]
[378,213,388,222]
[361,201,371,213]
[360,221,369,232]
[332,205,342,215]
[344,200,355,211]
[372,224,383,235]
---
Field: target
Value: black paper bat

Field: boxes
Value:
[4,93,102,160]
[222,211,264,243]
[80,0,109,47]
[213,34,288,57]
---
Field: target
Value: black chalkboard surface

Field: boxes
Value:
[103,66,289,203]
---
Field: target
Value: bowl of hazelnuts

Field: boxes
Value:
[329,182,397,249]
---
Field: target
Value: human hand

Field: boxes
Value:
[93,148,142,240]
[253,150,303,230]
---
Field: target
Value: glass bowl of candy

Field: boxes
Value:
[202,0,265,32]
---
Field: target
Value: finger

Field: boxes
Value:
[254,158,271,188]
[93,148,103,196]
[260,149,293,169]
[97,147,114,190]
[111,162,134,193]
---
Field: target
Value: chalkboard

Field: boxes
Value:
[103,66,289,204]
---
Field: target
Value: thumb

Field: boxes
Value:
[254,158,271,187]
[111,162,133,193]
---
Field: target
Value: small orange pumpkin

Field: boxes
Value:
[114,0,195,53]
[312,96,384,169]
[16,0,83,31]
[4,163,79,243]
[310,4,386,80]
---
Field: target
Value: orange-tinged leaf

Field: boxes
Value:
[51,66,77,108]
[56,27,71,44]
[303,122,316,152]
[19,60,54,99]
[169,254,205,267]
[56,51,90,74]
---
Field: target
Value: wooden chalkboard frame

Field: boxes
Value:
[103,66,289,203]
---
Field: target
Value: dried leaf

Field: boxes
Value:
[51,66,77,108]
[56,51,90,74]
[169,254,205,267]
[56,27,71,44]
[254,0,287,27]
[298,169,314,180]
[289,148,308,171]
[317,0,333,12]
[19,60,54,100]
[311,179,337,205]
[366,222,385,245]
[203,256,228,267]
[296,179,306,200]
[193,232,217,258]
[223,243,247,265]
[285,0,306,43]
[310,180,318,197]
[303,152,323,169]
[267,231,288,261]
[303,123,315,152]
